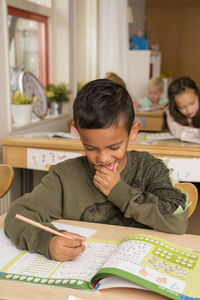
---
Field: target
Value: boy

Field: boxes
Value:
[138,77,168,109]
[4,79,188,262]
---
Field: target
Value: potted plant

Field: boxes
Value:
[45,82,71,115]
[11,90,37,126]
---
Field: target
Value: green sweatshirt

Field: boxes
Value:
[4,150,188,258]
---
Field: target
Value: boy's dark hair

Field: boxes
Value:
[73,79,135,133]
[168,76,200,128]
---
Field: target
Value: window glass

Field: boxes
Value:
[8,7,48,90]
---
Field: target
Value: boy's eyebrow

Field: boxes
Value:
[83,141,123,149]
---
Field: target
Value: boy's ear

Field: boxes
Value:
[129,121,141,141]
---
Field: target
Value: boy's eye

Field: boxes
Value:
[110,146,120,150]
[85,145,121,151]
[85,147,95,151]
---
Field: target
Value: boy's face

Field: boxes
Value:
[78,120,140,173]
[148,87,162,104]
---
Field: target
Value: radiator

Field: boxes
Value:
[0,193,11,215]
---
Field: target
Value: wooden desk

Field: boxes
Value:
[1,214,200,300]
[135,110,164,131]
[1,133,200,167]
[0,133,200,182]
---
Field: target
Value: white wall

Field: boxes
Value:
[127,50,161,100]
[51,0,70,85]
[127,50,151,99]
[0,0,12,147]
[98,0,129,80]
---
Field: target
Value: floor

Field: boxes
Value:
[187,199,200,235]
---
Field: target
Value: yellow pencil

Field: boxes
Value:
[15,214,75,240]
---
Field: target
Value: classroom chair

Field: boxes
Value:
[0,164,14,199]
[174,182,198,218]
[67,118,74,132]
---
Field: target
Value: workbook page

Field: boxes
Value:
[93,234,200,299]
[0,238,117,290]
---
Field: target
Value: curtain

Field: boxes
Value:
[99,0,129,81]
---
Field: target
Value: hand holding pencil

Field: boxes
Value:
[16,214,86,262]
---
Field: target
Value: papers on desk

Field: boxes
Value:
[135,107,163,112]
[16,131,82,171]
[144,132,200,144]
[16,131,79,139]
[162,157,200,182]
[141,133,200,181]
[0,230,22,269]
[180,137,200,144]
[144,132,177,141]
[68,296,87,300]
[27,148,82,171]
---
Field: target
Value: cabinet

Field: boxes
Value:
[127,50,161,100]
[146,0,200,85]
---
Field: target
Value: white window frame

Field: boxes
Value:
[0,0,74,142]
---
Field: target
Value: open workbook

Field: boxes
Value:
[0,230,200,300]
[135,107,164,112]
[143,132,200,144]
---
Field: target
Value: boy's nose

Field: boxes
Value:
[97,151,110,164]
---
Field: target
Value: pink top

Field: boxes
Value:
[165,109,200,140]
[70,122,80,137]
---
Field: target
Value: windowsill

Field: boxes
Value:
[11,113,70,133]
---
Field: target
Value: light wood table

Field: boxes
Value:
[1,215,200,300]
[1,132,200,168]
[0,133,200,183]
[135,110,164,131]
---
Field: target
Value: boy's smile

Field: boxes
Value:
[78,121,139,174]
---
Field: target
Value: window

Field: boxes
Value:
[26,0,51,8]
[8,6,49,89]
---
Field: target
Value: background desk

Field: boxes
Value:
[135,110,164,131]
[1,215,200,300]
[1,133,200,166]
[0,133,200,182]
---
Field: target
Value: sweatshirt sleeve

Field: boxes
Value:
[4,167,63,258]
[107,158,188,235]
